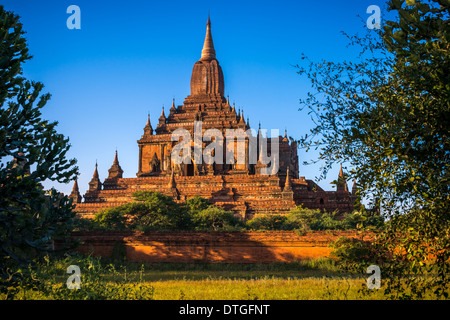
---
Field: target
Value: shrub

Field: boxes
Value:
[192,206,244,231]
[128,192,192,231]
[73,217,101,231]
[284,206,321,231]
[93,207,128,230]
[92,191,192,231]
[328,236,377,272]
[186,196,211,214]
[285,206,385,231]
[246,214,288,230]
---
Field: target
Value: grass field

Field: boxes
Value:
[3,255,424,300]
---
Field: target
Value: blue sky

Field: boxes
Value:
[2,0,389,196]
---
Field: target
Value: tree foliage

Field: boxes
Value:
[0,5,78,286]
[245,207,383,232]
[94,191,191,231]
[192,206,244,231]
[186,196,212,215]
[296,0,449,298]
[93,192,244,232]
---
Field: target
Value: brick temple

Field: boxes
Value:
[71,18,357,220]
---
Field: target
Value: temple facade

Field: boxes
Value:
[72,18,356,220]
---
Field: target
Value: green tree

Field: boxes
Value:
[296,0,449,298]
[130,191,191,230]
[186,196,211,214]
[0,6,78,287]
[284,206,321,231]
[93,206,128,231]
[192,206,244,231]
[93,191,192,231]
[246,214,288,230]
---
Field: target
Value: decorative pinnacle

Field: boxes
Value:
[170,98,176,112]
[200,16,216,61]
[285,166,292,190]
[113,150,119,165]
[72,178,79,192]
[159,106,166,121]
[339,164,344,178]
[144,113,153,135]
[93,161,99,179]
[239,109,245,124]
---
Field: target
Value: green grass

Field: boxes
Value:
[148,277,385,300]
[1,255,443,300]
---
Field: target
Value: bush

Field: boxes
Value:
[192,206,244,231]
[129,191,192,231]
[86,197,384,233]
[285,206,384,231]
[246,214,288,230]
[329,236,377,272]
[284,207,321,231]
[93,207,128,230]
[0,255,155,300]
[91,191,192,231]
[73,217,101,231]
[186,196,211,214]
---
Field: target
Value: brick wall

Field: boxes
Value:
[67,230,369,263]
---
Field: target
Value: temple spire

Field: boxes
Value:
[283,128,289,142]
[239,109,245,126]
[190,17,224,97]
[337,164,348,192]
[108,150,123,178]
[352,179,357,195]
[88,162,102,191]
[160,106,166,120]
[156,106,167,134]
[113,150,119,165]
[103,151,124,190]
[69,178,82,203]
[200,16,216,61]
[72,178,79,192]
[284,166,292,191]
[170,98,176,113]
[144,113,153,135]
[339,164,344,178]
[93,161,99,179]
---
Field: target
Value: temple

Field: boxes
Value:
[72,18,356,220]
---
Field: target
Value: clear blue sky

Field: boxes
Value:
[3,0,390,196]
